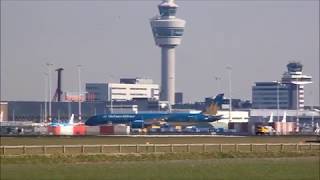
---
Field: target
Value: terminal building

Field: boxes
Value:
[252,62,312,109]
[252,82,291,109]
[0,101,106,122]
[175,92,183,104]
[86,78,160,102]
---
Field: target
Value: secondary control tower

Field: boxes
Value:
[281,62,312,110]
[150,0,186,105]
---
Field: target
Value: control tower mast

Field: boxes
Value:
[150,0,186,105]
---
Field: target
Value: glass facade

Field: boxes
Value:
[153,27,184,37]
[86,83,108,102]
[252,82,291,109]
[159,6,177,16]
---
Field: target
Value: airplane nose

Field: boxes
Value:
[84,120,91,126]
[85,116,96,126]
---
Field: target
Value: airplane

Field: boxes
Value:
[85,94,224,126]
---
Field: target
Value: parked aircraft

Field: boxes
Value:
[85,94,224,126]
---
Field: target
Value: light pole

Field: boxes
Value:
[109,86,113,113]
[311,109,315,129]
[106,75,115,113]
[214,76,221,94]
[296,84,299,131]
[311,80,315,129]
[77,65,82,121]
[12,109,15,121]
[276,81,280,122]
[226,66,232,122]
[46,62,53,122]
[44,73,48,123]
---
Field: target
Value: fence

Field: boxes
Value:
[1,143,319,155]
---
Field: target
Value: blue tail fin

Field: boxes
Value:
[203,94,224,115]
[213,93,224,106]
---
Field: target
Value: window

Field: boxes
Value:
[112,93,126,95]
[153,28,184,37]
[130,88,147,90]
[159,6,177,16]
[87,87,97,90]
[111,87,126,90]
[130,93,146,96]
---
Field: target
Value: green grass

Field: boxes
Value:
[1,157,319,180]
[1,136,319,179]
[1,151,319,164]
[1,135,319,146]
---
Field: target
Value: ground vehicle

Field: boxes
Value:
[255,125,272,135]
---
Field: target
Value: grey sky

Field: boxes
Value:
[1,0,319,106]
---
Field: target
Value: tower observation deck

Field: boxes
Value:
[150,0,186,105]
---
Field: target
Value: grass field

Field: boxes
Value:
[1,157,319,180]
[1,136,319,180]
[1,135,319,146]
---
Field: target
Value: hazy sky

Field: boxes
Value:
[1,0,319,106]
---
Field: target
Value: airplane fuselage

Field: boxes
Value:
[85,112,222,126]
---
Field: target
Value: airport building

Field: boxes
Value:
[175,92,183,104]
[85,83,108,102]
[252,62,312,109]
[0,102,8,122]
[249,109,319,123]
[0,101,107,122]
[86,78,160,102]
[252,82,291,109]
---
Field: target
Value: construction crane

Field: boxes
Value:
[53,68,64,102]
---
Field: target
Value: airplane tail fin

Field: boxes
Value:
[0,111,3,122]
[314,123,320,135]
[203,93,224,115]
[281,111,287,123]
[268,112,274,123]
[69,114,74,125]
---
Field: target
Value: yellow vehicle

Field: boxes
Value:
[255,125,271,135]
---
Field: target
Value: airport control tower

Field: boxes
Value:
[150,0,186,105]
[281,62,312,110]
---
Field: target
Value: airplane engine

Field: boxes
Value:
[131,120,145,129]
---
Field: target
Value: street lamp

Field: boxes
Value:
[311,80,316,129]
[46,62,53,122]
[43,73,48,123]
[214,76,221,94]
[77,65,82,121]
[106,75,115,113]
[109,87,113,113]
[274,81,280,122]
[226,66,232,122]
[295,83,299,132]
